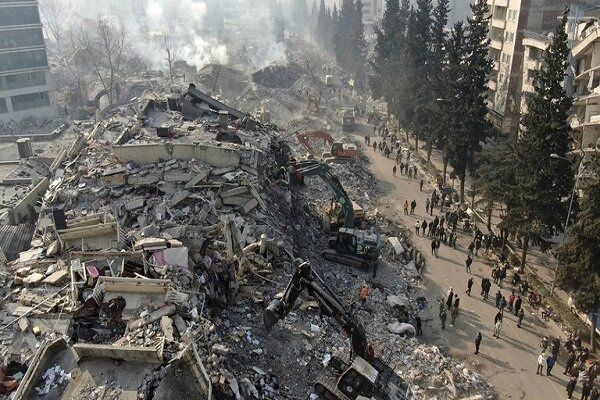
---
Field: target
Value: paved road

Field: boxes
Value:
[349,124,576,400]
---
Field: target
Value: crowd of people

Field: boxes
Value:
[367,125,599,399]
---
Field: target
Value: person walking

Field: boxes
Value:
[451,306,459,326]
[393,164,397,176]
[419,179,424,191]
[373,141,377,152]
[410,200,417,214]
[466,277,474,296]
[465,254,473,274]
[475,238,481,256]
[537,352,547,375]
[493,311,503,338]
[431,239,437,256]
[440,309,447,330]
[508,290,515,312]
[495,290,502,308]
[517,308,525,328]
[499,296,507,313]
[446,288,454,310]
[484,280,491,300]
[474,332,482,354]
[565,350,576,375]
[566,375,577,400]
[415,221,420,235]
[403,200,409,215]
[467,241,475,255]
[421,220,427,235]
[546,354,556,376]
[514,295,522,316]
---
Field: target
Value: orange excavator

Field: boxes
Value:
[296,130,357,162]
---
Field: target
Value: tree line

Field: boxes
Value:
[371,0,597,344]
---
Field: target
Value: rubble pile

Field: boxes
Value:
[251,64,304,89]
[0,58,498,399]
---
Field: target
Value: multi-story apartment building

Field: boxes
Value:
[485,0,582,135]
[571,7,600,166]
[0,0,54,125]
[519,30,550,116]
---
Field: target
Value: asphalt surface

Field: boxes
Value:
[350,123,576,400]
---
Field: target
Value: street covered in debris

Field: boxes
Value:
[0,0,599,399]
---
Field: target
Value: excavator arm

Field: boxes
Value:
[294,160,355,228]
[296,131,334,157]
[264,261,368,359]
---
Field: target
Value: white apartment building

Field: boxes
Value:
[571,8,600,162]
[486,0,579,135]
[0,0,55,125]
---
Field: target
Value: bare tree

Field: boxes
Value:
[39,0,71,54]
[163,35,176,84]
[78,18,127,105]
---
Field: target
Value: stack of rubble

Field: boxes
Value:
[0,74,497,399]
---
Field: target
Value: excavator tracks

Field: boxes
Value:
[322,249,374,271]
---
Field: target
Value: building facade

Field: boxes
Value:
[485,0,581,134]
[361,0,384,22]
[0,0,54,125]
[571,8,600,167]
[519,30,550,116]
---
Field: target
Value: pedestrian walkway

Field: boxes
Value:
[349,123,583,400]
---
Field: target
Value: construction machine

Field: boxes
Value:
[296,130,358,162]
[292,160,381,270]
[341,106,356,132]
[265,261,413,400]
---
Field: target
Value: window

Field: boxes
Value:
[0,97,7,114]
[0,6,40,27]
[0,28,44,50]
[0,49,48,73]
[10,91,50,111]
[0,71,46,91]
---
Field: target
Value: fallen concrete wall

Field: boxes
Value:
[112,143,240,168]
[14,338,67,400]
[9,177,49,224]
[73,343,163,363]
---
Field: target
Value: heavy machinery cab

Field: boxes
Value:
[342,107,356,132]
[329,228,380,260]
[338,357,378,399]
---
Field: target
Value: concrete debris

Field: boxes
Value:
[0,56,497,400]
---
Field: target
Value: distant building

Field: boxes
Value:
[485,0,585,135]
[361,0,384,21]
[0,0,55,125]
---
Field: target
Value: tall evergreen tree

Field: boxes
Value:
[333,0,367,86]
[556,152,600,350]
[502,10,573,267]
[370,0,400,99]
[408,0,433,152]
[317,0,328,47]
[352,0,368,86]
[428,0,449,163]
[448,0,493,203]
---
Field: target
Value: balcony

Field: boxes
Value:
[488,80,497,91]
[491,18,506,30]
[493,61,499,71]
[494,0,508,6]
[490,38,503,50]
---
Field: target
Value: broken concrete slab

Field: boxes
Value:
[242,198,259,214]
[129,304,177,331]
[23,273,44,286]
[163,247,189,268]
[160,316,174,341]
[169,190,190,207]
[126,197,145,211]
[73,343,163,363]
[221,186,248,198]
[184,170,209,189]
[42,270,69,285]
[222,195,252,206]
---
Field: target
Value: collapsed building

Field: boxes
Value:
[0,63,497,400]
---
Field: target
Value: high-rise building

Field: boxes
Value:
[485,0,581,135]
[0,0,55,125]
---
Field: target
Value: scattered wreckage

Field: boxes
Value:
[0,80,497,400]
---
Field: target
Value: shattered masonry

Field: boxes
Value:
[0,65,496,400]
